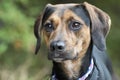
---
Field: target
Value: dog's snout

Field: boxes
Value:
[50,41,65,52]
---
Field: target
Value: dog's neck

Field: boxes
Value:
[53,58,83,80]
[52,43,93,80]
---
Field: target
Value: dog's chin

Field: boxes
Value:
[52,58,64,62]
[48,53,78,63]
[48,56,66,63]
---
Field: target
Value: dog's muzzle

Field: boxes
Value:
[48,40,77,62]
[48,41,65,62]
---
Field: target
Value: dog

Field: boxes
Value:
[34,2,116,80]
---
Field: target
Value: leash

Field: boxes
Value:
[51,58,94,80]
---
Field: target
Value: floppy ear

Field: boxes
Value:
[34,15,41,54]
[34,4,54,54]
[83,2,111,51]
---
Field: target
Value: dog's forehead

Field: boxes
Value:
[45,3,81,15]
[51,3,79,8]
[42,3,90,26]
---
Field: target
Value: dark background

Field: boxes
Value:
[0,0,120,80]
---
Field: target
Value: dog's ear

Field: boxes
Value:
[34,4,54,54]
[34,15,41,54]
[83,2,111,51]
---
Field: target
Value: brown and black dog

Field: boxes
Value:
[34,2,116,80]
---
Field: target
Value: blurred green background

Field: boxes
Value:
[0,0,120,80]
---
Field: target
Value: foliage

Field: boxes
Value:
[0,0,51,80]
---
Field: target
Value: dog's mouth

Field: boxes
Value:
[52,58,64,62]
[48,52,66,62]
[48,51,78,62]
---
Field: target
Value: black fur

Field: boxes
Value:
[83,2,110,51]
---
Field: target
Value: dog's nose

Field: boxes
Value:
[50,41,65,52]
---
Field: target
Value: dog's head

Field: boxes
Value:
[34,2,111,62]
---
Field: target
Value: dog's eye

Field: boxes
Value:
[44,22,54,32]
[70,21,82,31]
